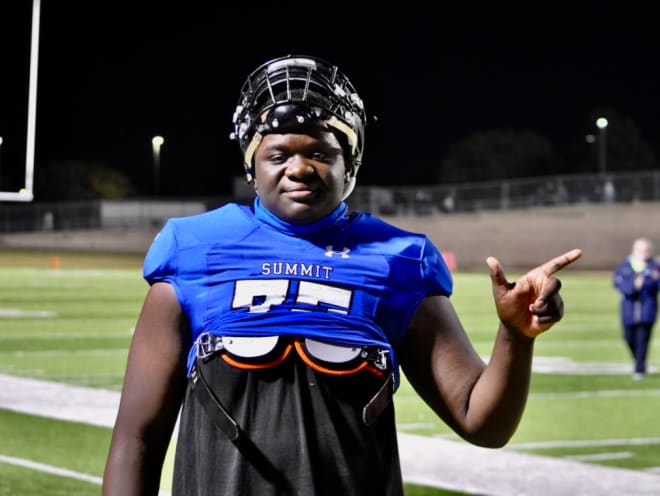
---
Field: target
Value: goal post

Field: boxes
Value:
[0,0,40,202]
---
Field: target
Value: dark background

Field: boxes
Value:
[1,3,659,197]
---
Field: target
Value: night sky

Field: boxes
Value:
[2,3,659,197]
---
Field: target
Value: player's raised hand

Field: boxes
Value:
[486,249,583,338]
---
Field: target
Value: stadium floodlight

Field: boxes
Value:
[0,0,40,202]
[152,135,164,148]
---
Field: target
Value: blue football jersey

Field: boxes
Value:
[143,198,453,388]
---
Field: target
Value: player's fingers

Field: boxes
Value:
[487,257,517,303]
[534,276,562,305]
[539,277,561,300]
[537,248,583,276]
[535,301,564,323]
[487,256,508,288]
[531,294,565,322]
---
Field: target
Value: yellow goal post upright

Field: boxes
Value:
[0,0,40,202]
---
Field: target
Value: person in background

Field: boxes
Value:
[614,237,660,379]
[103,54,582,495]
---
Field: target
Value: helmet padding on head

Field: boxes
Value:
[230,55,367,200]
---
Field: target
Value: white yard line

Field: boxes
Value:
[0,309,56,318]
[0,374,120,428]
[0,454,171,496]
[0,454,103,485]
[564,452,633,462]
[2,373,660,495]
[510,437,660,449]
[397,434,660,496]
[530,389,660,399]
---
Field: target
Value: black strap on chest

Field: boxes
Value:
[190,360,241,441]
[363,372,394,425]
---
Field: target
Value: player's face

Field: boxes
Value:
[253,130,349,224]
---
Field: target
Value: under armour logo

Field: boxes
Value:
[325,246,350,259]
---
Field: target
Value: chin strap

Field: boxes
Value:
[342,176,357,200]
[242,132,264,183]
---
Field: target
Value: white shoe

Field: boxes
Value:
[632,373,645,380]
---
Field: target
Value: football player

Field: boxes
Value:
[103,55,582,495]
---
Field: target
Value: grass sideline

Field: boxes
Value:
[0,250,659,495]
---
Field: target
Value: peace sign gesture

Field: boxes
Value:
[486,249,583,338]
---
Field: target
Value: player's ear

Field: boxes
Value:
[344,160,354,184]
[247,162,258,194]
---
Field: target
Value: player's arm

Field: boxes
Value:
[400,249,582,448]
[103,282,190,496]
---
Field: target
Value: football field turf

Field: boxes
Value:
[0,250,659,495]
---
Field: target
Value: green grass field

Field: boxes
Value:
[0,249,659,495]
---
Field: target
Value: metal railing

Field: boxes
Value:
[1,171,659,233]
[347,170,660,216]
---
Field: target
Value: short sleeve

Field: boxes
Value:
[421,237,454,297]
[143,220,178,285]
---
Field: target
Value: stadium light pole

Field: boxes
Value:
[151,135,164,196]
[596,117,608,175]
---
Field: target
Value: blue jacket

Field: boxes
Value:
[614,257,660,326]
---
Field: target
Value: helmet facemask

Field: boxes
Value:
[230,56,366,200]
